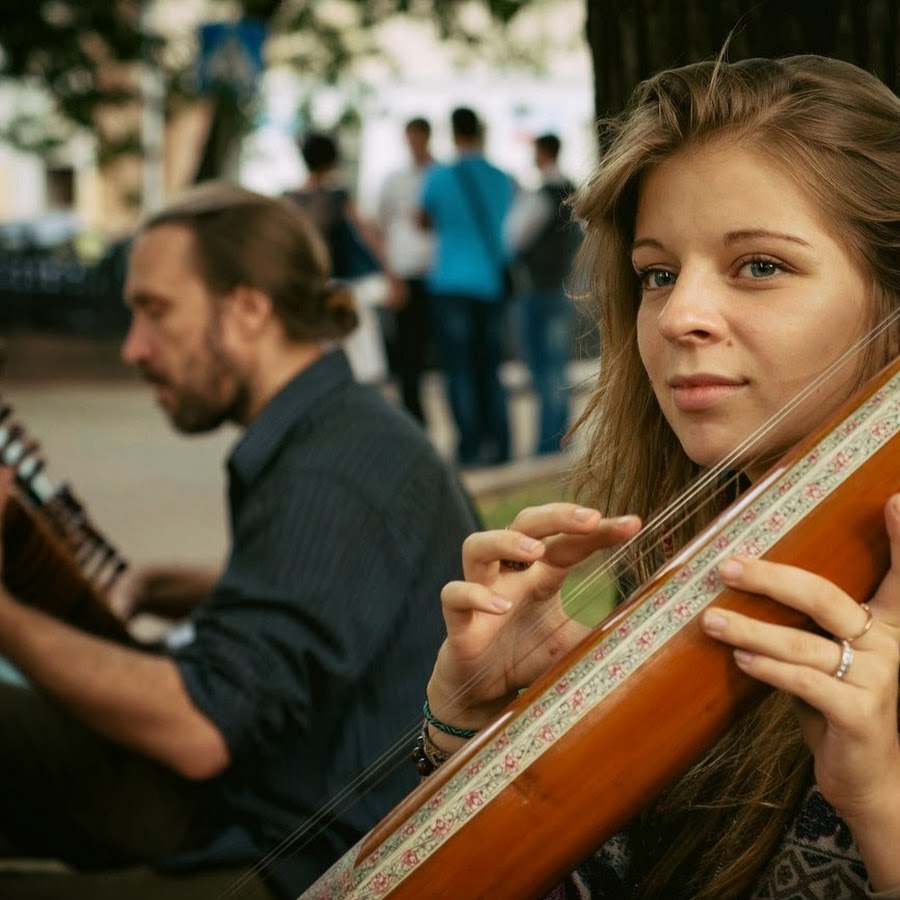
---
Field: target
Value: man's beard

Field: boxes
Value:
[169,372,247,434]
[149,322,249,434]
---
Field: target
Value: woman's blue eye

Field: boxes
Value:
[746,259,778,278]
[640,269,676,289]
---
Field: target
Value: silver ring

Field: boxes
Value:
[833,639,854,680]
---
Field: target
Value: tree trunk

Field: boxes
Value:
[583,0,899,143]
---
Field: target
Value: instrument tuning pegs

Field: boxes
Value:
[0,424,24,466]
[1,414,130,595]
[55,484,87,521]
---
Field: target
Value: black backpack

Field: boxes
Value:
[519,180,582,291]
[285,187,380,280]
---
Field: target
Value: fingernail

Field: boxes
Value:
[734,649,754,667]
[518,537,540,552]
[718,558,744,582]
[703,610,727,633]
[490,595,512,611]
[573,507,594,521]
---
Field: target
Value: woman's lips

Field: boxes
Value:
[669,375,747,412]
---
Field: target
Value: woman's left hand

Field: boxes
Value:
[701,493,900,823]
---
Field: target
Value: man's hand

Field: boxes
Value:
[108,565,218,622]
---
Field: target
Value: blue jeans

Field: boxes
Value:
[429,294,510,465]
[519,289,573,455]
[392,277,430,424]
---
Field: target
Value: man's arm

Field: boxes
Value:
[416,167,436,231]
[344,199,408,309]
[108,564,219,622]
[504,188,553,256]
[0,586,230,780]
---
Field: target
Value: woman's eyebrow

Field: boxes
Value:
[630,237,664,252]
[723,229,813,248]
[631,229,814,254]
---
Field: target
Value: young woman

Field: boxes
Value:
[425,55,900,898]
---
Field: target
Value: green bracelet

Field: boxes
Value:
[422,698,479,740]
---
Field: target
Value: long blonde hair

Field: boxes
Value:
[568,55,900,897]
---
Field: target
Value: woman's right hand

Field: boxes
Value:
[426,503,641,736]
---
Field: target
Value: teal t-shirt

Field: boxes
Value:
[421,154,515,300]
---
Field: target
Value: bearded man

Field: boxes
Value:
[0,183,477,900]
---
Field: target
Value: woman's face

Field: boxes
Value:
[634,144,870,480]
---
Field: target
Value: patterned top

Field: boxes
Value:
[551,783,894,899]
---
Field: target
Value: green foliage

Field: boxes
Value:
[0,0,537,172]
[0,0,164,159]
[223,0,531,84]
[5,0,896,177]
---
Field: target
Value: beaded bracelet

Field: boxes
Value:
[411,722,448,777]
[422,698,480,739]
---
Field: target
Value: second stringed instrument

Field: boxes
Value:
[301,356,900,899]
[0,396,132,642]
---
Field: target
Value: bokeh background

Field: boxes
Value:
[1,0,897,586]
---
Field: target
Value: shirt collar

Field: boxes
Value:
[227,347,354,488]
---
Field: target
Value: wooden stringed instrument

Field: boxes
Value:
[301,355,900,899]
[0,396,132,642]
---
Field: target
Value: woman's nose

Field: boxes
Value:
[655,269,725,343]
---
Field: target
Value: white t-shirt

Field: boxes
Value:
[376,164,435,278]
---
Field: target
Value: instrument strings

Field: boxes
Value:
[221,309,899,897]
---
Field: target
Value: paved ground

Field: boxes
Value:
[1,333,595,572]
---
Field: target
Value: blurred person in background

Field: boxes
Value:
[419,106,516,467]
[506,132,583,455]
[286,131,406,385]
[375,117,437,425]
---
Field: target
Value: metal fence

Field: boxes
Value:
[0,243,130,337]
